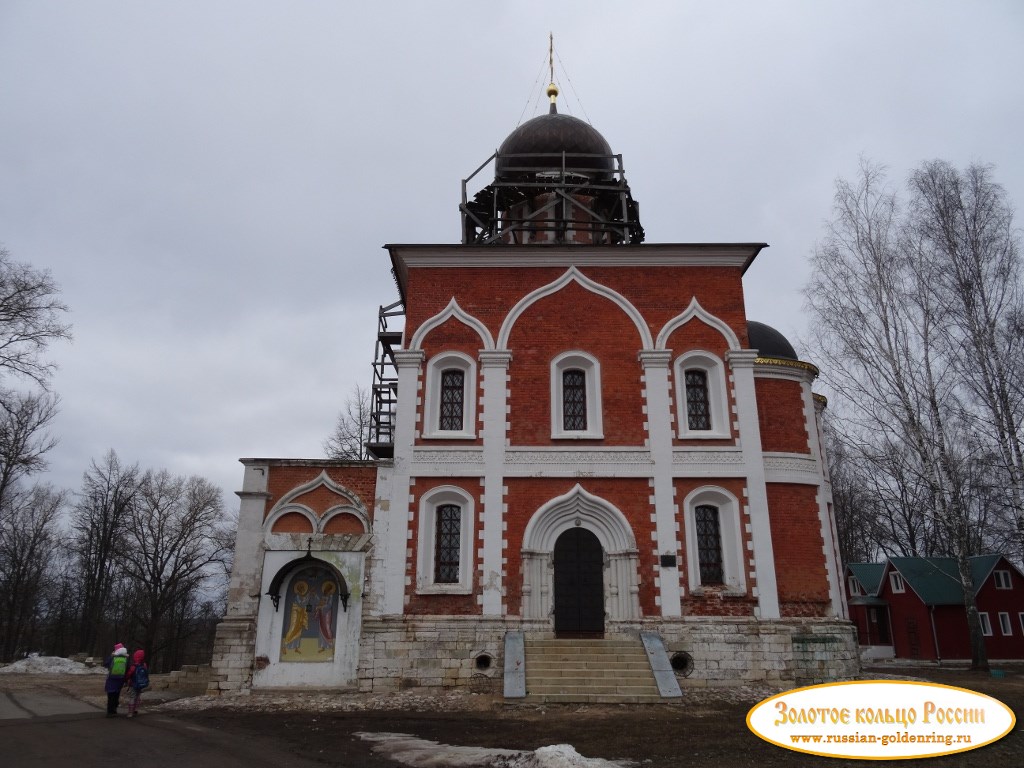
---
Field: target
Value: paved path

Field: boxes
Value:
[0,690,357,768]
[1,689,101,719]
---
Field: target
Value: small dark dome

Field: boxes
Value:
[495,112,615,182]
[748,321,798,360]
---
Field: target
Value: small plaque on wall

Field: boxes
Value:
[660,554,678,568]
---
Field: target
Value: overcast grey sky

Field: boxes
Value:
[2,1,1022,508]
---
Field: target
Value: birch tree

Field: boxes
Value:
[909,161,1024,558]
[805,159,1011,669]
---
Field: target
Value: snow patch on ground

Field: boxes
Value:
[355,732,633,768]
[0,655,104,675]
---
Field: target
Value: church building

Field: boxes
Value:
[210,80,857,700]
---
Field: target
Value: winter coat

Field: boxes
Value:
[104,646,129,693]
[126,649,147,690]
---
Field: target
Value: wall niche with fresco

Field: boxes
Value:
[280,565,342,662]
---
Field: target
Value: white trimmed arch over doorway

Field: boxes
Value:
[520,485,641,631]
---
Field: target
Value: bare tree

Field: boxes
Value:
[0,246,71,389]
[909,162,1024,558]
[120,470,229,670]
[70,450,139,654]
[0,484,65,660]
[0,390,59,510]
[806,159,1000,669]
[323,383,372,460]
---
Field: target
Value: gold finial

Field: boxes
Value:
[546,82,559,102]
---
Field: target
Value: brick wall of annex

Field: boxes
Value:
[264,465,378,522]
[767,483,830,616]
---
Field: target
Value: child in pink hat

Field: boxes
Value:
[103,643,129,717]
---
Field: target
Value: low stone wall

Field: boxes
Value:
[654,617,859,687]
[358,617,511,693]
[145,664,213,694]
[208,616,258,694]
[357,616,859,693]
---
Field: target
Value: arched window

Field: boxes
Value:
[424,353,476,438]
[434,503,461,583]
[684,370,711,430]
[683,487,745,592]
[674,351,730,439]
[416,486,474,593]
[562,369,588,431]
[694,504,723,585]
[551,351,603,439]
[439,369,465,431]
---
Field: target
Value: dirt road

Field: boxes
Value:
[1,664,1021,767]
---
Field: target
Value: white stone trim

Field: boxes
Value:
[263,504,317,543]
[415,485,476,594]
[520,485,641,624]
[682,486,746,593]
[479,351,512,615]
[725,349,780,618]
[497,266,654,349]
[523,484,637,553]
[763,453,821,483]
[674,350,731,439]
[408,297,495,351]
[656,297,741,351]
[422,351,478,439]
[550,350,604,439]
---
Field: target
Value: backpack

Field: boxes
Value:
[133,664,150,691]
[110,655,128,676]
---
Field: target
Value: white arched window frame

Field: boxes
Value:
[423,352,477,439]
[674,351,730,439]
[683,487,745,593]
[416,486,475,594]
[550,351,604,439]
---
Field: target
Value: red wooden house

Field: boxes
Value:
[846,555,1024,662]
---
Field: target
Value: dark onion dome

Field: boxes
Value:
[747,321,798,360]
[495,85,615,183]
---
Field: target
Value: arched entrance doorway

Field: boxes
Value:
[553,527,605,637]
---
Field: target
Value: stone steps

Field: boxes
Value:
[524,637,662,704]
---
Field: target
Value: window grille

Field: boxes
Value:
[439,369,465,431]
[685,369,711,430]
[434,504,461,583]
[562,369,587,431]
[695,504,723,585]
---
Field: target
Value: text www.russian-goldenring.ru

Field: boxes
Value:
[790,732,972,747]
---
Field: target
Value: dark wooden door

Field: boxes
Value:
[553,528,605,637]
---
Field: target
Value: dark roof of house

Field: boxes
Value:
[888,557,964,605]
[847,555,1016,605]
[847,562,885,594]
